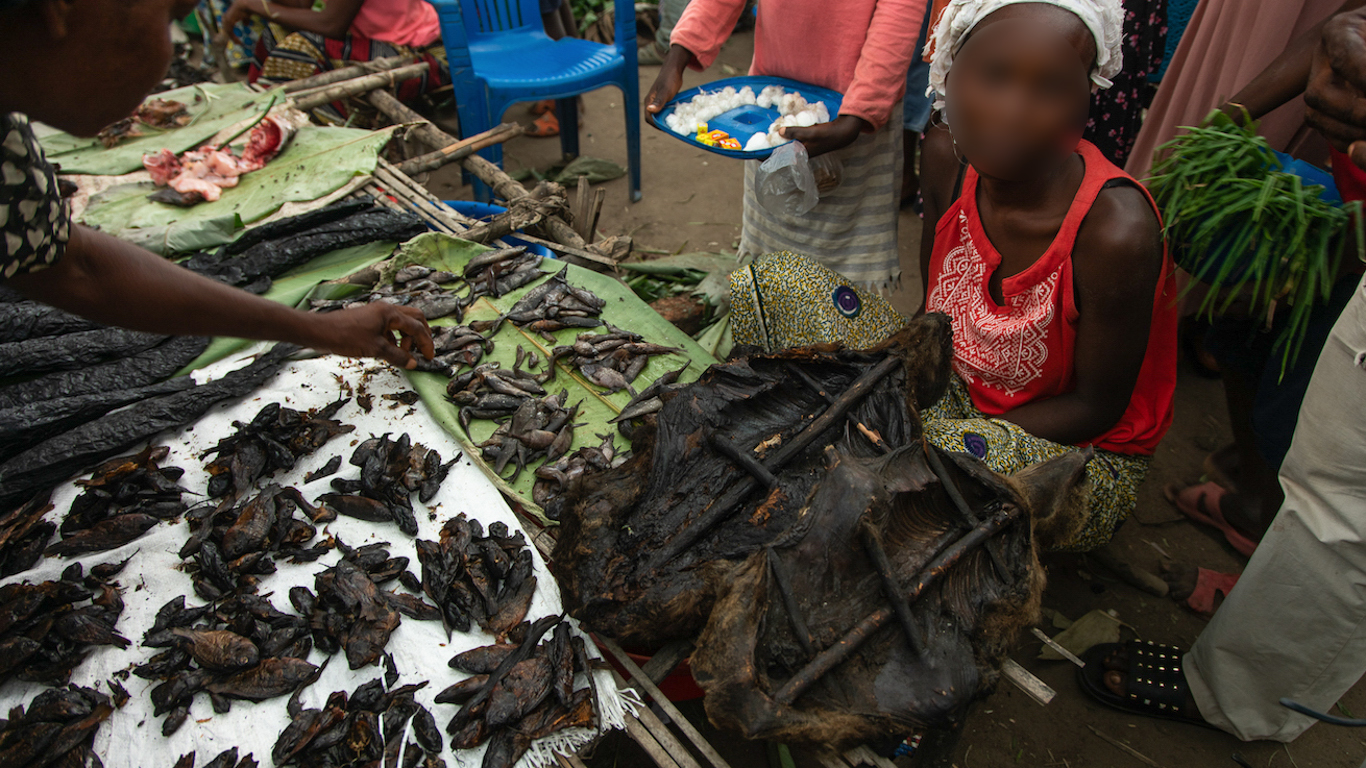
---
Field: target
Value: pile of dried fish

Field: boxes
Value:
[0,493,55,577]
[172,748,259,768]
[474,267,602,339]
[312,263,465,323]
[415,514,536,641]
[0,336,210,411]
[47,446,188,558]
[293,546,431,670]
[182,199,426,294]
[0,685,114,768]
[317,433,455,536]
[0,343,295,511]
[545,329,682,396]
[531,433,620,511]
[181,484,331,600]
[462,246,548,302]
[472,391,582,484]
[202,400,354,500]
[438,615,597,768]
[137,594,322,735]
[411,325,494,377]
[0,562,130,688]
[272,675,442,768]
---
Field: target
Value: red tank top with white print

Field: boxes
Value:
[925,140,1178,456]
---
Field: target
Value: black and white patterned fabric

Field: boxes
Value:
[1,112,70,280]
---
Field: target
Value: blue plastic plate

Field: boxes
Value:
[647,76,844,160]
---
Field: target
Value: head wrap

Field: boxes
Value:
[926,0,1124,111]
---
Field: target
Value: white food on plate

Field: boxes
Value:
[664,84,833,150]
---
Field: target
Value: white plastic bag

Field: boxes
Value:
[755,141,819,216]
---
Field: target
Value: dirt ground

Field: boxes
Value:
[421,30,1366,768]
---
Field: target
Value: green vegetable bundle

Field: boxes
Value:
[1148,109,1364,373]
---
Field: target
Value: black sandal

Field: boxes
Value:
[1077,640,1217,728]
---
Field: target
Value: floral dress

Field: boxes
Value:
[1083,0,1168,167]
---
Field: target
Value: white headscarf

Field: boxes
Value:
[926,0,1124,111]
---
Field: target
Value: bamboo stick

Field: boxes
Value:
[289,62,430,112]
[574,176,592,241]
[281,55,416,94]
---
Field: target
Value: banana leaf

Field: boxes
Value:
[80,126,395,254]
[36,83,274,175]
[175,239,400,375]
[395,233,720,522]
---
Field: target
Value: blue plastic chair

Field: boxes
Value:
[425,0,642,202]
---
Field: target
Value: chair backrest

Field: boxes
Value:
[457,0,543,37]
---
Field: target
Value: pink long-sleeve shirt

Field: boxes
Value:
[670,0,928,132]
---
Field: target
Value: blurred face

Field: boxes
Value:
[0,0,200,135]
[943,4,1096,181]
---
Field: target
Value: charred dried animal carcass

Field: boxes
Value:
[414,515,536,642]
[550,314,1095,745]
[438,616,598,768]
[0,493,57,578]
[201,399,354,500]
[170,747,260,768]
[316,433,455,536]
[45,446,189,559]
[0,684,114,767]
[0,563,130,689]
[138,593,322,735]
[272,675,442,768]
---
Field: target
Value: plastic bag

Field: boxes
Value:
[810,154,844,193]
[754,142,819,216]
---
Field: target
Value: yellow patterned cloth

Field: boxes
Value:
[730,251,908,353]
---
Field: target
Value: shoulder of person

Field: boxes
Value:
[1075,181,1163,273]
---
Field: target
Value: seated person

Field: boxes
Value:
[219,0,446,110]
[916,0,1178,551]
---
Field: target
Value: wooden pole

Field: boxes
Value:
[281,55,416,94]
[395,123,522,176]
[289,62,430,112]
[364,90,617,269]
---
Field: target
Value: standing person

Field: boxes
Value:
[0,0,434,370]
[646,0,927,293]
[1125,0,1342,179]
[917,0,1179,550]
[1082,0,1166,166]
[1077,6,1366,739]
[903,4,936,212]
[640,0,693,65]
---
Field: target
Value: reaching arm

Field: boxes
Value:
[6,224,434,368]
[999,185,1164,445]
[221,0,365,43]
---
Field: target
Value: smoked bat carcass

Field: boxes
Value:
[549,313,1094,745]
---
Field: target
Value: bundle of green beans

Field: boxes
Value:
[1148,109,1364,373]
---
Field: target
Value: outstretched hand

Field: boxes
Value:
[1306,7,1366,168]
[308,303,435,370]
[645,46,696,115]
[779,115,870,159]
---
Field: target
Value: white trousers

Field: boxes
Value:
[1186,272,1366,741]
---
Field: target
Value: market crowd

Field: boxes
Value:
[5,0,1366,749]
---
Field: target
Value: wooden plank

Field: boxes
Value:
[844,745,897,768]
[600,638,734,768]
[1002,659,1055,706]
[639,640,694,685]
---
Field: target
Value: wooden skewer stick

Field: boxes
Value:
[281,55,417,94]
[645,355,904,571]
[289,62,431,112]
[773,504,1021,706]
[396,123,523,176]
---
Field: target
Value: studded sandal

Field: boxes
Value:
[1077,640,1217,728]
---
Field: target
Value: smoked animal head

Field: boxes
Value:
[1007,447,1093,551]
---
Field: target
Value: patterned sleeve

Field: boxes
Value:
[1,112,71,281]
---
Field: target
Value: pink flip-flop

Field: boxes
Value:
[1165,481,1258,557]
[1183,568,1241,617]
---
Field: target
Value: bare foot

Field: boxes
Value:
[1160,561,1199,600]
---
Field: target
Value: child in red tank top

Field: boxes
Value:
[916,0,1178,551]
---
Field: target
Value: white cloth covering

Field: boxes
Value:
[926,0,1124,110]
[0,344,632,768]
